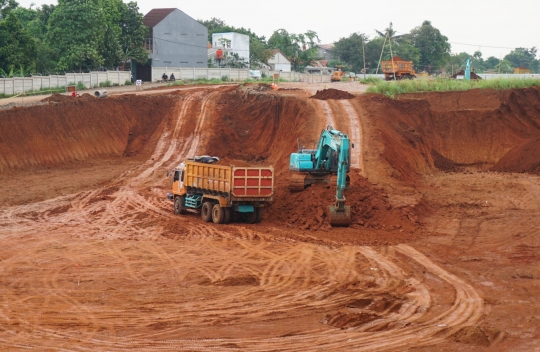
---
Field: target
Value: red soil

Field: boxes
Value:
[310,88,355,100]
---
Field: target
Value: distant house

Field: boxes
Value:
[210,32,250,67]
[134,8,208,81]
[317,44,334,60]
[268,50,291,72]
[514,66,531,74]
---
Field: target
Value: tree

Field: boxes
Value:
[47,0,107,71]
[118,1,148,69]
[267,29,319,71]
[0,12,36,75]
[485,56,500,70]
[409,20,451,72]
[100,0,124,68]
[0,0,18,19]
[333,32,367,73]
[504,47,537,70]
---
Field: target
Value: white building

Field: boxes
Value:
[268,50,291,72]
[211,32,250,66]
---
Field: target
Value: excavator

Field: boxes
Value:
[289,126,352,226]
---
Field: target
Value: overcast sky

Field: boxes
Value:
[18,0,539,59]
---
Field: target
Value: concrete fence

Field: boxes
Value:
[0,71,131,95]
[152,67,334,83]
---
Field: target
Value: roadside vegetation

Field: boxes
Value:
[366,78,540,97]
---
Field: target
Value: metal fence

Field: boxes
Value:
[0,71,131,95]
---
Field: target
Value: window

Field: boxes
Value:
[145,37,153,52]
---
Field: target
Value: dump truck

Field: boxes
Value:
[167,158,274,224]
[382,56,416,80]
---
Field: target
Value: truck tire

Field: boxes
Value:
[174,196,186,214]
[224,207,231,224]
[212,204,226,224]
[255,208,263,223]
[201,202,213,222]
[246,209,258,224]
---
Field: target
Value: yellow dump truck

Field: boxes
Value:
[167,158,274,224]
[382,56,416,80]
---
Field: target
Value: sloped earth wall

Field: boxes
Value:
[358,87,540,181]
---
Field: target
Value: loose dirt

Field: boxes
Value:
[0,83,539,350]
[310,88,356,100]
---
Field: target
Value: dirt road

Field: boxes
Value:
[0,83,538,350]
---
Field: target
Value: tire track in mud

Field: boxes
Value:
[0,225,484,351]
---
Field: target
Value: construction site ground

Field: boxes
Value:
[0,82,539,351]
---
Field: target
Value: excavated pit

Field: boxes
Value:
[1,85,539,350]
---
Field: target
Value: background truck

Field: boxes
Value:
[168,159,274,224]
[382,56,416,80]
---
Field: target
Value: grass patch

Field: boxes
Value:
[366,78,540,97]
[359,77,382,85]
[167,80,185,86]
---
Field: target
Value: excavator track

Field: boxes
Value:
[288,173,307,192]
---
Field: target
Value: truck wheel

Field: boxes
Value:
[246,210,258,224]
[212,204,226,224]
[223,207,231,224]
[255,208,263,223]
[201,202,213,222]
[174,196,186,214]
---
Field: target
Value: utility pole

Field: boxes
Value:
[375,33,388,75]
[388,31,396,80]
[361,34,367,80]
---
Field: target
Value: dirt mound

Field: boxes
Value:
[448,325,490,346]
[354,87,540,181]
[43,93,72,103]
[0,94,177,172]
[451,70,482,80]
[267,173,418,232]
[310,88,355,100]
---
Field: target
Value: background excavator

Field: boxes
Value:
[289,126,352,226]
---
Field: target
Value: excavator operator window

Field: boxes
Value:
[173,170,180,182]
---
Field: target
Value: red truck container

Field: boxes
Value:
[168,159,274,224]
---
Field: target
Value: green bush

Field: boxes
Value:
[99,80,112,87]
[366,77,540,97]
[76,81,86,90]
[124,80,132,85]
[221,75,228,82]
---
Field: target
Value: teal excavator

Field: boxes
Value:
[289,126,352,226]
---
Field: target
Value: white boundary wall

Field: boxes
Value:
[0,71,131,95]
[152,67,334,83]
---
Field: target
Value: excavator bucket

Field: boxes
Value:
[328,205,351,227]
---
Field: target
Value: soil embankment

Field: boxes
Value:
[0,94,177,172]
[356,87,540,181]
